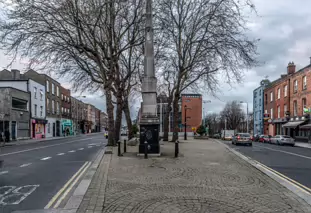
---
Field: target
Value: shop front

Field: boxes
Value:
[273,118,288,135]
[61,119,73,136]
[31,119,47,139]
[282,116,308,141]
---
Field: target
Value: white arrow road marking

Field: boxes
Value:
[20,163,32,168]
[68,150,75,153]
[0,171,8,175]
[57,153,65,156]
[41,157,51,161]
[78,148,84,151]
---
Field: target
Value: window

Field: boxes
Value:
[67,97,70,102]
[56,86,59,96]
[270,92,273,102]
[47,98,50,112]
[40,90,43,101]
[270,108,273,119]
[52,100,55,113]
[302,98,307,114]
[62,107,64,113]
[56,101,60,114]
[34,104,37,116]
[12,98,28,110]
[303,76,307,89]
[284,85,288,97]
[68,108,70,114]
[277,88,280,99]
[259,98,261,106]
[64,95,66,102]
[294,80,298,93]
[34,87,37,99]
[277,106,280,118]
[265,94,267,104]
[46,80,49,92]
[52,83,55,95]
[40,106,43,117]
[61,94,63,100]
[284,104,287,116]
[294,101,297,116]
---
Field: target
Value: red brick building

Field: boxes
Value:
[181,94,202,132]
[264,61,311,140]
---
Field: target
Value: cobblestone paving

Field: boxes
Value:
[78,139,311,213]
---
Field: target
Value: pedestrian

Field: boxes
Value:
[4,129,10,142]
[66,128,70,136]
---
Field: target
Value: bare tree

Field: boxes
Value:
[220,101,245,130]
[156,0,258,141]
[0,0,145,145]
[204,113,220,135]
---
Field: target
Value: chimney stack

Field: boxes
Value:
[287,62,296,75]
[11,69,21,80]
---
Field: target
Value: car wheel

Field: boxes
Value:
[249,143,253,146]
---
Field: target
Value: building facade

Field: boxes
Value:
[100,112,108,131]
[95,108,101,132]
[86,104,96,133]
[23,70,62,137]
[0,87,30,140]
[60,86,72,135]
[253,80,268,135]
[181,94,202,132]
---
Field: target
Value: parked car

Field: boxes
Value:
[270,135,295,146]
[253,134,260,142]
[232,133,252,146]
[259,135,271,143]
[213,133,221,139]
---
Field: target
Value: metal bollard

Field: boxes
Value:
[144,141,148,159]
[175,140,179,158]
[117,140,121,156]
[124,139,127,153]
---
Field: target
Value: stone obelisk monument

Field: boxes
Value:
[139,0,160,154]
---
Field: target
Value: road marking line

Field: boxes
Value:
[0,138,92,157]
[78,148,84,150]
[41,157,51,161]
[57,153,65,156]
[68,150,75,153]
[0,171,8,175]
[255,160,311,194]
[88,146,92,148]
[20,163,32,168]
[254,145,311,160]
[53,162,91,208]
[45,162,89,209]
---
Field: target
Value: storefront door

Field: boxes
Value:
[11,121,16,140]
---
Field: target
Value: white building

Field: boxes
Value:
[28,79,46,139]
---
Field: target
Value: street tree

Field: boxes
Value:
[220,101,245,130]
[156,0,258,141]
[0,0,145,145]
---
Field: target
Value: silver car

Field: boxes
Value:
[270,135,295,146]
[232,133,252,146]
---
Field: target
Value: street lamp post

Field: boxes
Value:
[240,101,249,133]
[184,105,191,140]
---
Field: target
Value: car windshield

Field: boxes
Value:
[263,135,269,138]
[240,133,250,137]
[281,135,291,138]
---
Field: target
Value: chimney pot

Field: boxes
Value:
[11,69,21,80]
[287,62,296,75]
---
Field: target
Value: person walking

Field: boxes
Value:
[4,129,10,142]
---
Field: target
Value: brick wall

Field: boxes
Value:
[181,94,202,132]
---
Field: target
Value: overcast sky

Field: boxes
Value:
[1,0,311,118]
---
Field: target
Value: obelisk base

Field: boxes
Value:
[139,116,160,154]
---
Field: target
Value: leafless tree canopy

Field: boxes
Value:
[220,101,245,130]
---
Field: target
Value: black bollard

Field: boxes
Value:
[118,141,121,156]
[175,140,179,158]
[124,139,127,153]
[144,141,148,159]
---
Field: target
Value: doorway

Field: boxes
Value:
[32,123,36,138]
[53,123,56,137]
[11,121,16,140]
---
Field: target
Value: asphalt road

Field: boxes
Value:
[222,140,311,189]
[0,133,106,213]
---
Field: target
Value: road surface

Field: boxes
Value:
[0,134,106,213]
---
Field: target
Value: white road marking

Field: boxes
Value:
[255,145,311,160]
[78,148,84,150]
[0,171,8,175]
[20,163,32,168]
[41,157,51,161]
[0,138,92,157]
[57,153,65,156]
[0,185,39,205]
[96,145,100,147]
[68,150,75,153]
[88,146,93,148]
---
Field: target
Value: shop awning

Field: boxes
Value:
[282,121,306,128]
[300,124,311,129]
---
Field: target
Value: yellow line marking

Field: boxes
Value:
[53,161,91,208]
[44,162,89,209]
[255,160,311,194]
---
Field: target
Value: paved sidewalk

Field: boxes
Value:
[295,142,311,149]
[77,139,311,213]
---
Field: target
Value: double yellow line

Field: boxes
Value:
[255,160,311,194]
[45,161,91,209]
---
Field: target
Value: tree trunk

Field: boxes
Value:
[114,91,123,143]
[163,102,172,141]
[172,94,180,142]
[106,90,115,146]
[123,98,134,139]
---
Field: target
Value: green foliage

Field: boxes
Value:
[132,124,139,135]
[196,125,206,136]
